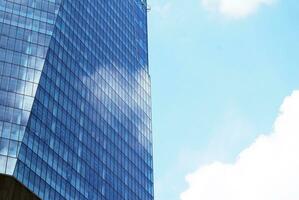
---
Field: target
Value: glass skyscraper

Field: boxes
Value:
[0,0,153,199]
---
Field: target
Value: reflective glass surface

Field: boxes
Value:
[0,0,61,175]
[0,0,153,200]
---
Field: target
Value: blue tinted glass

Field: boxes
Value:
[1,0,153,199]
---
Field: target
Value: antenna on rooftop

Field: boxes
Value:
[139,0,151,12]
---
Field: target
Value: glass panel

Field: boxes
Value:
[6,157,17,175]
[0,155,7,173]
[0,138,9,155]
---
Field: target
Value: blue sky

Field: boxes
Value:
[147,0,299,199]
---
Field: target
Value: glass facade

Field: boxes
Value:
[0,0,153,200]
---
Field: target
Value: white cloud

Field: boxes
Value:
[181,90,299,200]
[201,0,275,18]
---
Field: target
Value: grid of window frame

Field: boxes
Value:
[1,0,153,199]
[0,0,61,175]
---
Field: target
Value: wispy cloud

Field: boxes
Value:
[181,90,299,200]
[201,0,275,19]
[151,2,173,17]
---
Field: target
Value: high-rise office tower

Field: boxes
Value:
[0,0,153,199]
